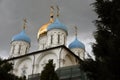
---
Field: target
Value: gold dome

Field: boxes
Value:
[37,21,53,39]
[37,6,54,39]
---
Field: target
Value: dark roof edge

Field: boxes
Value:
[3,45,82,63]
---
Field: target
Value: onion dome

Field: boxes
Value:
[37,6,54,39]
[37,20,53,39]
[12,18,31,43]
[12,30,31,43]
[47,18,67,33]
[69,38,85,49]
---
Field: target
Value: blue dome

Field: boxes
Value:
[47,18,67,32]
[12,30,31,43]
[69,38,85,49]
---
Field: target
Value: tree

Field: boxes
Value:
[81,0,120,80]
[40,59,59,80]
[0,58,24,80]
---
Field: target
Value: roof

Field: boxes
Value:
[3,45,81,62]
[12,30,31,43]
[47,18,67,33]
[69,38,85,49]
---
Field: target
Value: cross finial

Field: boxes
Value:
[75,26,77,38]
[23,18,27,30]
[56,5,60,17]
[50,6,54,22]
[50,6,54,17]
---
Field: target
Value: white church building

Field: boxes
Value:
[7,6,86,80]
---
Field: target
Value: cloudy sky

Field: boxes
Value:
[0,0,96,58]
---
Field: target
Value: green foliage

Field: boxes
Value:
[81,0,120,80]
[0,58,25,80]
[40,59,59,80]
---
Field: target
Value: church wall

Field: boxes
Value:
[9,46,80,79]
[36,53,58,73]
[10,41,30,57]
[62,49,78,67]
[64,54,74,66]
[47,29,67,48]
[38,34,47,50]
[12,47,63,76]
[35,48,63,73]
[13,56,32,78]
[70,48,85,60]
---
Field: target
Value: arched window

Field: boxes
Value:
[21,65,27,77]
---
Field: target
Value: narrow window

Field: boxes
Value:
[58,34,60,43]
[43,44,44,49]
[25,47,28,54]
[18,45,21,54]
[51,35,53,44]
[64,35,66,44]
[12,45,15,54]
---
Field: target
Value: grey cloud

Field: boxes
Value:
[0,0,96,58]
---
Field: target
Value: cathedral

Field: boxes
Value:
[7,6,86,80]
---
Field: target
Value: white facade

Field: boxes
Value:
[47,29,67,48]
[38,34,47,50]
[9,10,85,79]
[70,48,85,60]
[10,41,30,57]
[11,46,79,78]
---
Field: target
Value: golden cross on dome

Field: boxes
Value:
[50,6,54,18]
[50,6,54,23]
[23,18,27,30]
